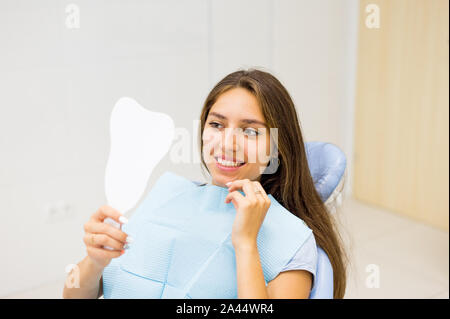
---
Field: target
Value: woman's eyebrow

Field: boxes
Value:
[209,112,267,126]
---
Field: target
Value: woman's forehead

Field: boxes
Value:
[209,89,265,123]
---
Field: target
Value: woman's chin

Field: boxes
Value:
[208,162,263,186]
[210,169,248,187]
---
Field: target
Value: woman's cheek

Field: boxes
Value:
[247,138,268,165]
[202,127,215,145]
[202,131,220,165]
[246,138,270,175]
[244,143,257,165]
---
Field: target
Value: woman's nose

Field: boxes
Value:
[222,127,242,151]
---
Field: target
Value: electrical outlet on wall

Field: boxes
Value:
[44,200,73,223]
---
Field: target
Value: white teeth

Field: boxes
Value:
[216,157,243,167]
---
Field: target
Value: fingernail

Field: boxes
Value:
[225,182,232,186]
[119,216,128,224]
[126,236,134,244]
[120,250,125,255]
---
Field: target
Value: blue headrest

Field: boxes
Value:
[305,142,347,202]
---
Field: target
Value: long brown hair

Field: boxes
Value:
[198,68,348,298]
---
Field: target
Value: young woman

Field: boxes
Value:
[63,68,347,299]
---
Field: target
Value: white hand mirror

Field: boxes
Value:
[103,97,175,239]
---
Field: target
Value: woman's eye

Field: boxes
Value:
[208,121,223,129]
[208,122,259,137]
[244,128,259,137]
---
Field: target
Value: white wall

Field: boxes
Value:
[0,0,358,297]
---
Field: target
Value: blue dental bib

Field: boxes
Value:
[102,171,313,298]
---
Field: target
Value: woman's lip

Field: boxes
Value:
[214,157,246,171]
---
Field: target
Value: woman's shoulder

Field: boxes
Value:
[286,233,317,265]
[280,232,318,280]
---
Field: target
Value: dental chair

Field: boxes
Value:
[306,141,347,299]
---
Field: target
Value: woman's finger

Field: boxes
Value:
[225,190,246,206]
[83,233,126,251]
[91,205,128,225]
[228,179,261,202]
[252,181,270,202]
[84,221,128,244]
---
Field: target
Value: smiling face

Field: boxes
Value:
[202,88,272,187]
